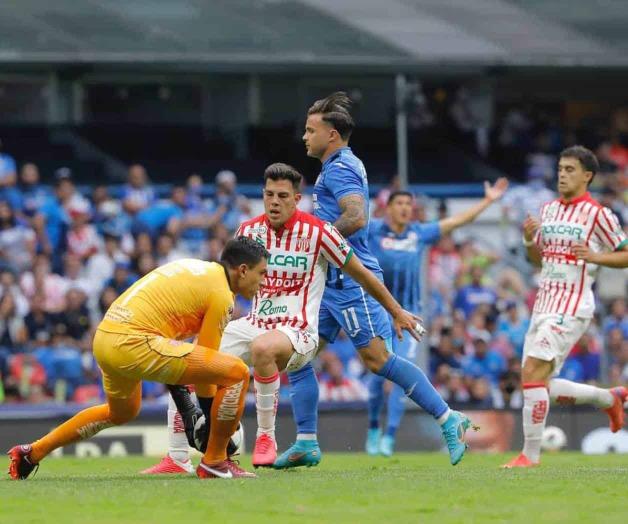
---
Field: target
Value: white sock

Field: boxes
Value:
[167,392,190,463]
[296,434,317,441]
[437,408,452,426]
[254,372,280,440]
[522,384,549,463]
[549,378,614,408]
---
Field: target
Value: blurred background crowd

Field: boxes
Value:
[0,99,625,408]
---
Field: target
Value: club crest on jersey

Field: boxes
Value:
[296,237,311,252]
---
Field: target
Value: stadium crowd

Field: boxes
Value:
[0,139,625,409]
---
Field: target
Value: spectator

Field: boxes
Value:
[492,370,523,409]
[318,350,368,402]
[208,170,251,233]
[429,234,462,305]
[122,164,155,216]
[105,262,137,295]
[0,138,20,210]
[35,175,71,261]
[18,163,51,218]
[155,233,187,265]
[603,298,628,339]
[136,253,157,278]
[0,200,36,273]
[0,138,17,187]
[54,288,92,348]
[66,200,102,261]
[20,254,69,313]
[54,168,90,213]
[62,255,94,301]
[98,286,119,317]
[85,230,129,294]
[463,330,506,385]
[24,293,55,348]
[0,270,29,317]
[467,377,494,408]
[429,327,463,376]
[454,266,497,318]
[0,291,26,375]
[434,365,470,403]
[373,176,401,218]
[134,186,185,239]
[497,302,530,357]
[91,185,122,230]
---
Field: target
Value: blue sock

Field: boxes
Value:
[287,363,319,436]
[368,373,385,429]
[385,383,407,437]
[378,354,448,419]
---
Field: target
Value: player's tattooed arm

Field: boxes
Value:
[334,194,367,237]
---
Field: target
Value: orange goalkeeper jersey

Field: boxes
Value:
[98,259,234,349]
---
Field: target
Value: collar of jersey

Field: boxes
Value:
[322,146,352,168]
[559,191,592,206]
[383,220,408,237]
[264,209,300,233]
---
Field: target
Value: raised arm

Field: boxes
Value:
[438,178,509,235]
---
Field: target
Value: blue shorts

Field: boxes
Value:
[318,285,392,350]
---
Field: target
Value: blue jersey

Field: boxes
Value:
[368,219,440,314]
[312,147,382,289]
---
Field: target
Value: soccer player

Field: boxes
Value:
[7,238,269,480]
[146,163,422,470]
[503,145,628,468]
[275,92,475,469]
[367,177,509,456]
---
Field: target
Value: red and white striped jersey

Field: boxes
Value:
[236,209,353,335]
[533,192,627,318]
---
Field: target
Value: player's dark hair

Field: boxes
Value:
[559,145,599,186]
[308,91,355,140]
[387,190,414,205]
[221,236,269,268]
[263,162,303,192]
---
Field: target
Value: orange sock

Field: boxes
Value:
[30,404,113,463]
[202,373,249,465]
[30,388,141,463]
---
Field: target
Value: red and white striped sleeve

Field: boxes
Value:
[594,207,627,251]
[320,222,353,268]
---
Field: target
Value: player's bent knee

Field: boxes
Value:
[250,339,275,365]
[360,347,389,373]
[108,400,141,425]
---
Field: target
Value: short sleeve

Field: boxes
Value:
[326,164,365,202]
[594,207,627,251]
[320,222,353,268]
[415,222,441,246]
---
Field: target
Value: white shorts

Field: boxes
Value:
[219,317,318,372]
[522,313,590,375]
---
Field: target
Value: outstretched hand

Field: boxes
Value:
[484,177,509,202]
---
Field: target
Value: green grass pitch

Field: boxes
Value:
[2,452,626,523]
